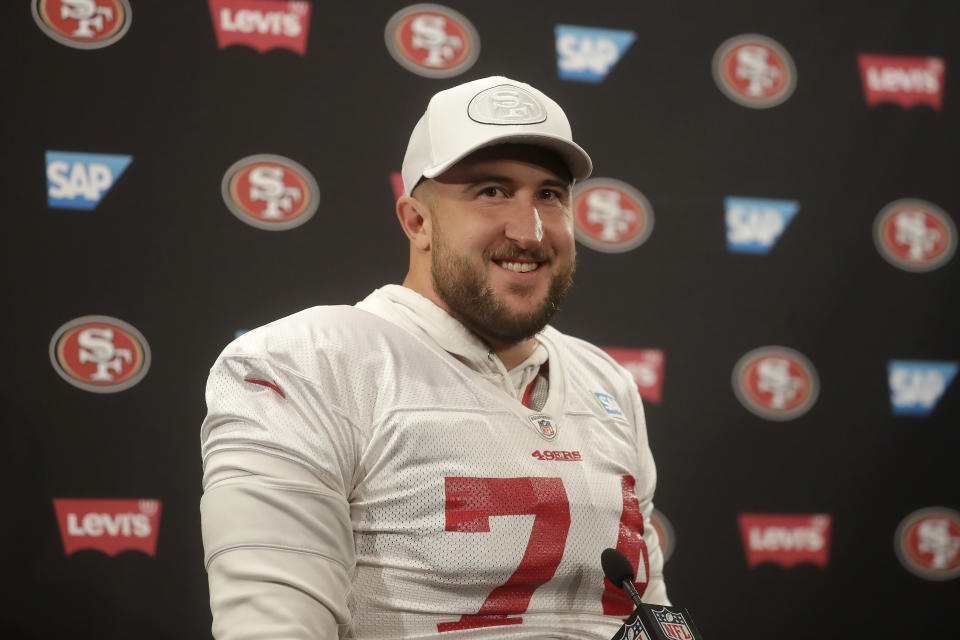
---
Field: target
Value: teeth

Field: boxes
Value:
[499,261,539,273]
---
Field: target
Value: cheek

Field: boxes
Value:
[546,217,575,250]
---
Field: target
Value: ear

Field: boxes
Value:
[396,195,432,251]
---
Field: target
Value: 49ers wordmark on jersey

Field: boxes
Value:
[873,199,956,272]
[732,346,819,421]
[49,315,150,393]
[32,0,132,49]
[221,154,320,230]
[713,34,797,108]
[573,178,655,253]
[384,4,480,78]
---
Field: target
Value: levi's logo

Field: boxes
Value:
[209,0,311,55]
[858,54,945,110]
[602,347,665,404]
[738,513,831,568]
[54,498,162,556]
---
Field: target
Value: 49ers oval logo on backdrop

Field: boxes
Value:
[573,178,654,253]
[32,0,132,49]
[894,507,960,581]
[221,154,320,231]
[49,315,150,393]
[873,199,956,272]
[713,34,796,108]
[385,4,480,78]
[732,346,819,420]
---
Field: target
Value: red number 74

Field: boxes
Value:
[438,475,648,633]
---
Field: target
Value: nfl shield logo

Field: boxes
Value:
[528,414,557,440]
[611,610,650,640]
[652,607,693,639]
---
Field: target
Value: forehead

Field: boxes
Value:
[435,144,572,186]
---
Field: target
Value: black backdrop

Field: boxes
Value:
[4,1,959,637]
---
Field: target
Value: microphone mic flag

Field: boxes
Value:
[602,548,705,640]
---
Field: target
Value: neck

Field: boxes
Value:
[484,336,538,371]
[400,275,537,370]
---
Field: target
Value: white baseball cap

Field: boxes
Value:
[400,75,593,195]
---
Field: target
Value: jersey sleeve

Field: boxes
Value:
[624,375,670,606]
[200,351,363,639]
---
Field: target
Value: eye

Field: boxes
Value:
[478,186,506,198]
[538,189,568,203]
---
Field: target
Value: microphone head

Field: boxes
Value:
[601,548,635,587]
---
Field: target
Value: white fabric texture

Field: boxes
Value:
[200,285,668,639]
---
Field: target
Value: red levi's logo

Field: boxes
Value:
[54,499,162,556]
[738,513,831,568]
[602,347,665,404]
[858,54,945,110]
[209,0,311,55]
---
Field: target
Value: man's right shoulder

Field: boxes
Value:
[216,304,402,371]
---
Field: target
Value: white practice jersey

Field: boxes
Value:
[201,286,668,639]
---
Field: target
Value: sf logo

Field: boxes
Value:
[77,327,132,381]
[60,0,115,38]
[586,189,636,242]
[410,14,463,68]
[248,166,302,220]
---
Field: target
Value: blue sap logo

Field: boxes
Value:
[725,197,800,254]
[889,361,958,416]
[46,151,132,210]
[555,25,636,83]
[593,391,624,416]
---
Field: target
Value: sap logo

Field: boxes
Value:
[889,361,957,416]
[593,391,624,417]
[555,25,635,82]
[725,197,799,253]
[46,151,132,210]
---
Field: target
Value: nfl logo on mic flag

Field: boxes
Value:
[611,604,703,640]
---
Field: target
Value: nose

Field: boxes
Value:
[504,197,544,249]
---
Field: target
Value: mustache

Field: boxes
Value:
[484,246,553,262]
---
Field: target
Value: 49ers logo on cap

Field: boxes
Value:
[385,4,479,78]
[573,178,654,253]
[49,315,150,393]
[894,507,960,580]
[732,346,819,420]
[221,154,320,230]
[713,34,796,108]
[32,0,132,49]
[874,199,956,272]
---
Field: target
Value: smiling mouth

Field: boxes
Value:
[494,260,541,273]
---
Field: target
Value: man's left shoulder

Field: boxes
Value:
[542,326,633,386]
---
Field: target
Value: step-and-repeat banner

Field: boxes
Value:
[5,1,958,637]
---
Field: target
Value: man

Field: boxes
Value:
[200,76,668,639]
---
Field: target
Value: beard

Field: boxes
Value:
[430,222,576,345]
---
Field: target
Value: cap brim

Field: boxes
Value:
[421,133,593,183]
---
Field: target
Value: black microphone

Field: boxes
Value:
[602,548,705,640]
[601,547,643,607]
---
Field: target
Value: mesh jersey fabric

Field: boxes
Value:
[201,289,668,639]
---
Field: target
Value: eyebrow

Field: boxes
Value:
[462,175,571,191]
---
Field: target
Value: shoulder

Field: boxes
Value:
[219,305,409,372]
[543,325,633,387]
